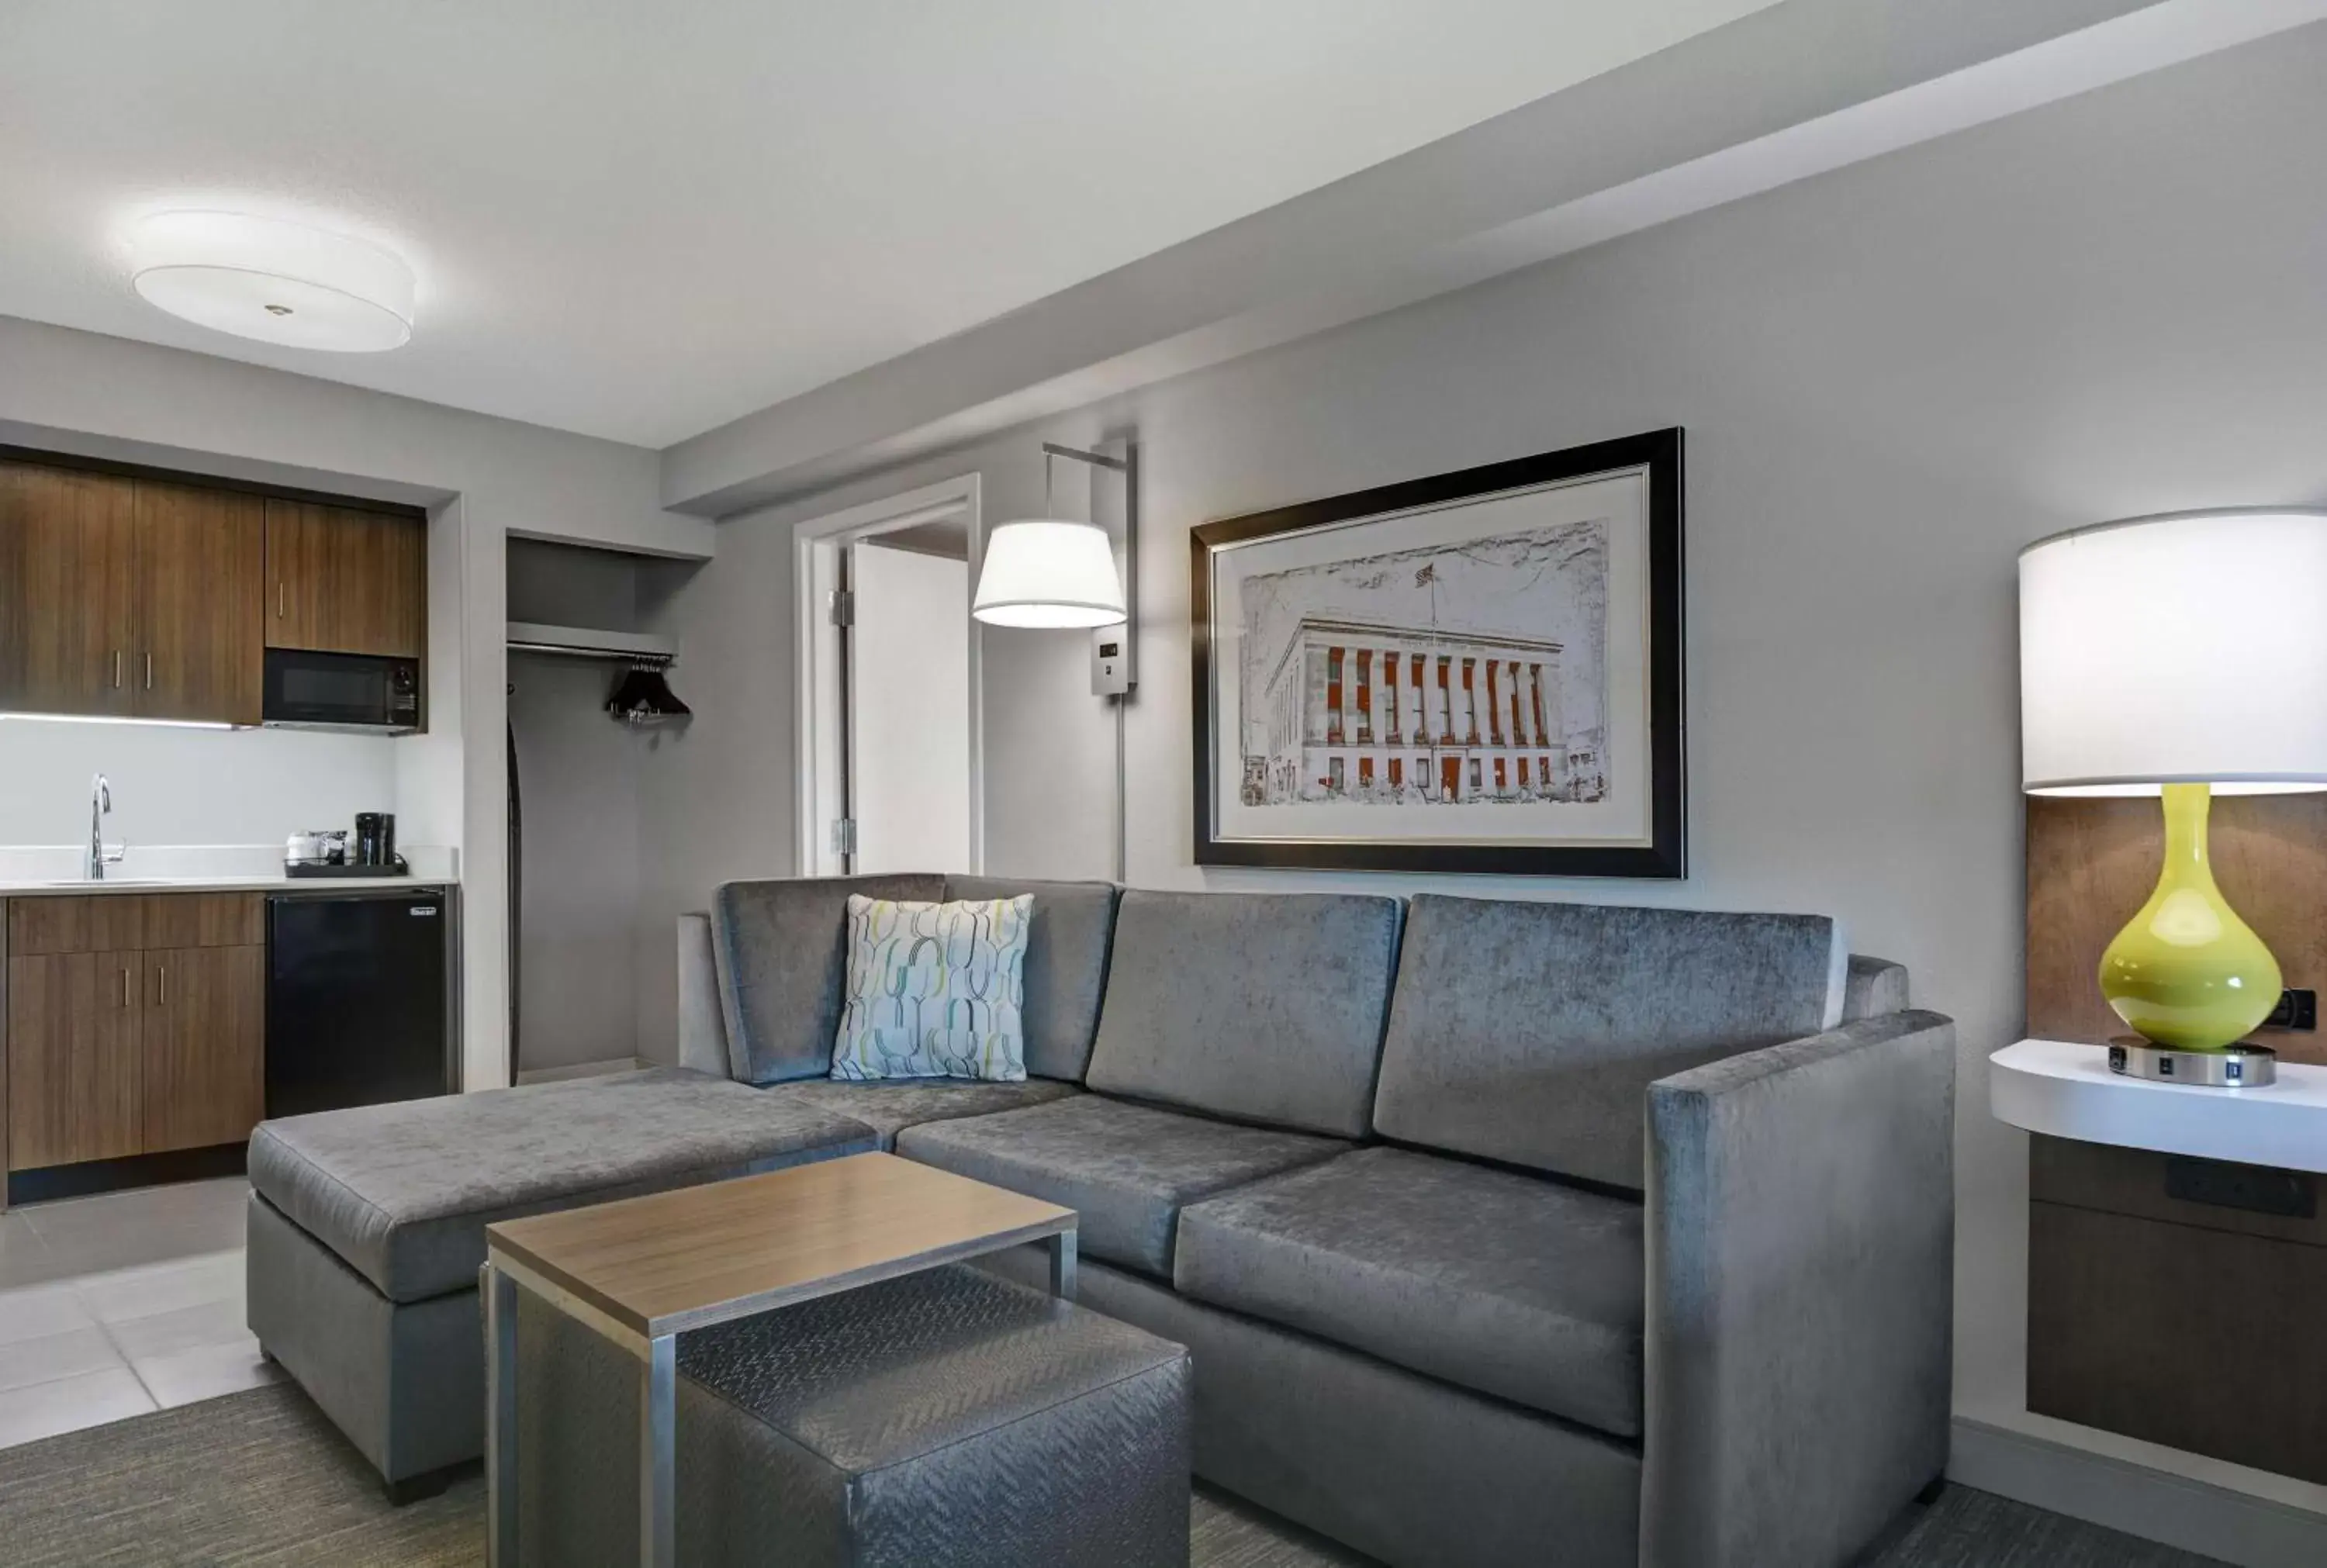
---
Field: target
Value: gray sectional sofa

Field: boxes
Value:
[248,871,1955,1568]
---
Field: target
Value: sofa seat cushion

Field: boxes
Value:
[943,876,1120,1082]
[714,874,947,1084]
[1373,896,1846,1189]
[1174,1146,1645,1437]
[248,1069,877,1304]
[896,1095,1347,1278]
[756,1077,1082,1152]
[1081,890,1402,1138]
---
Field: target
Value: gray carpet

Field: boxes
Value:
[0,1383,2225,1567]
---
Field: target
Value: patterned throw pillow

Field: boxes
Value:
[831,893,1034,1082]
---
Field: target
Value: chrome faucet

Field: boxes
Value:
[86,773,126,881]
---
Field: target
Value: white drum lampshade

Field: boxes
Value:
[972,520,1125,629]
[2019,511,2327,796]
[130,212,416,353]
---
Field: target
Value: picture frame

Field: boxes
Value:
[1189,427,1684,877]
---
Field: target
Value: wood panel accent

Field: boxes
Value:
[2027,793,2327,1065]
[2026,796,2327,1485]
[6,952,143,1169]
[140,893,264,951]
[133,480,265,724]
[141,945,264,1155]
[0,461,136,717]
[2029,1195,2327,1486]
[2031,1132,2327,1249]
[488,1152,1076,1338]
[7,896,147,958]
[265,499,427,658]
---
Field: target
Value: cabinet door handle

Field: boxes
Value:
[119,966,130,1008]
[277,582,285,620]
[144,652,154,690]
[157,965,168,1006]
[112,649,123,689]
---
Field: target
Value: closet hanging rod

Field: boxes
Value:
[506,620,676,667]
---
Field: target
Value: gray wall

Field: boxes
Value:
[637,25,2327,1485]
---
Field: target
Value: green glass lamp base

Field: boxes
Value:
[2099,782,2281,1052]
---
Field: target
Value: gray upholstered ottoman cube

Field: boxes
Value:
[519,1263,1191,1568]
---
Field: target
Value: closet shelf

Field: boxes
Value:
[506,620,675,666]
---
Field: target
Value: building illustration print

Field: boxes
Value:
[1237,520,1609,806]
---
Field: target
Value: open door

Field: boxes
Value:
[800,485,980,877]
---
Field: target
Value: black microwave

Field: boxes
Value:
[263,649,422,733]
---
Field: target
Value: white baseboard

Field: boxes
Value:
[514,1055,648,1086]
[1950,1417,2327,1568]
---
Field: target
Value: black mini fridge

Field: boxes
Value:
[267,893,452,1117]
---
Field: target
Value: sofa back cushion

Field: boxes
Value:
[1083,889,1402,1138]
[946,876,1120,1081]
[714,875,944,1083]
[1374,896,1845,1188]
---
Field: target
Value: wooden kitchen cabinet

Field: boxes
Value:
[5,893,268,1176]
[266,498,427,658]
[134,479,265,724]
[0,461,137,717]
[7,951,145,1169]
[0,454,422,728]
[141,945,265,1155]
[141,890,265,950]
[9,893,148,957]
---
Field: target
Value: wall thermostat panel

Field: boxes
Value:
[1091,627,1132,696]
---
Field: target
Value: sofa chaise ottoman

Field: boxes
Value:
[247,1068,877,1488]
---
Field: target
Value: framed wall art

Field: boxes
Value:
[1189,427,1683,876]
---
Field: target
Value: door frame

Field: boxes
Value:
[792,474,984,878]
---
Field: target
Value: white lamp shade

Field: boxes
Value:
[130,212,415,353]
[2020,510,2327,795]
[972,520,1125,629]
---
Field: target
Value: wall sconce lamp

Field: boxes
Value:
[973,442,1139,698]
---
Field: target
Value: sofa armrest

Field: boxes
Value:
[1842,954,1909,1021]
[1641,1010,1955,1568]
[676,913,731,1079]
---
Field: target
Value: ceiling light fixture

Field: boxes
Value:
[129,212,416,353]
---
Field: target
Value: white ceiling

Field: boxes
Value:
[0,0,1778,448]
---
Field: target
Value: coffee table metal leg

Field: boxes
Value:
[641,1332,676,1567]
[1046,1229,1077,1301]
[483,1262,519,1568]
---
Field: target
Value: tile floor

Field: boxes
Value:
[0,1177,272,1449]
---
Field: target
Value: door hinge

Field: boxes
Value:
[830,818,858,856]
[829,589,856,627]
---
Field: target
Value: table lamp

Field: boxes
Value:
[2020,509,2327,1088]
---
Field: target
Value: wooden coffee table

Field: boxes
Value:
[480,1151,1078,1568]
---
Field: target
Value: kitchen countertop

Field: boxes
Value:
[0,875,450,897]
[0,843,459,895]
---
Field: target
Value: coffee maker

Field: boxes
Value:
[286,813,407,877]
